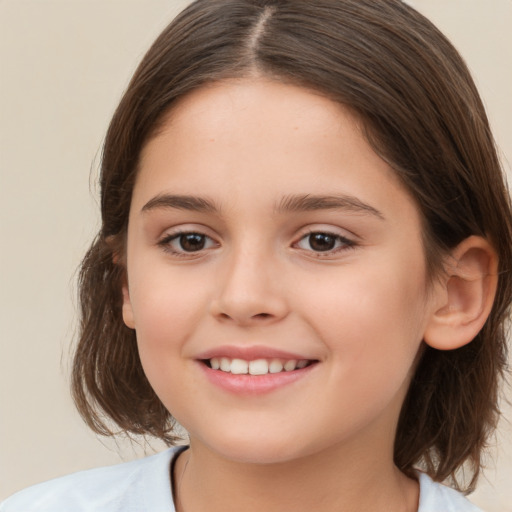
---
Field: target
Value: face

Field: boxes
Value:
[123,79,440,465]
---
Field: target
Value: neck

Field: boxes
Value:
[174,439,419,512]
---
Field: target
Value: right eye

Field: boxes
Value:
[159,231,217,255]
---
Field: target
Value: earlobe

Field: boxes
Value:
[423,236,498,351]
[122,282,136,330]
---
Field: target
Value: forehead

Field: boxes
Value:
[160,78,352,135]
[141,79,361,172]
[134,78,417,223]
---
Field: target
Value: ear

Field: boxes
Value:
[121,281,136,329]
[423,236,498,351]
[106,235,135,330]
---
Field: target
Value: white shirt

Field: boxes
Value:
[0,447,483,511]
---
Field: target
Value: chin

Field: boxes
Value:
[195,430,321,466]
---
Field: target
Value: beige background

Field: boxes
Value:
[0,0,511,509]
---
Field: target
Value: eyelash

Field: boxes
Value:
[157,230,357,258]
[157,231,218,258]
[294,230,356,257]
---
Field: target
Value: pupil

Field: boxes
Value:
[180,234,205,252]
[309,233,335,251]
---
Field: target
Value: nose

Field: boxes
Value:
[210,246,289,326]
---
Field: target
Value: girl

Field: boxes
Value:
[2,0,511,510]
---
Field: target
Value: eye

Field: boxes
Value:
[159,231,217,255]
[295,232,354,254]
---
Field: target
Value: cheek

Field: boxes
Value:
[302,254,428,381]
[128,276,207,417]
[127,262,211,371]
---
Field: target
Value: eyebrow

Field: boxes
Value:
[276,194,385,219]
[141,194,220,214]
[141,192,384,220]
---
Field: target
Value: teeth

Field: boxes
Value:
[249,359,268,375]
[208,357,311,375]
[230,358,249,374]
[284,359,297,371]
[269,359,284,373]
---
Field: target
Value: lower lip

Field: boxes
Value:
[198,362,317,395]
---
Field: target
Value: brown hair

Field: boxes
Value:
[72,0,512,491]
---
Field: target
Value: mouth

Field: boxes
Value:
[195,346,319,394]
[202,357,316,375]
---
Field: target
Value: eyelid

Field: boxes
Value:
[157,225,220,257]
[292,225,358,257]
[157,223,218,241]
[155,223,359,259]
[294,223,358,241]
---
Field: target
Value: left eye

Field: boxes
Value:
[296,232,353,253]
[161,232,217,253]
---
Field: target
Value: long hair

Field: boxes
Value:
[72,0,512,491]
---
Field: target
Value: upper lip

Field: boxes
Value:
[195,345,316,361]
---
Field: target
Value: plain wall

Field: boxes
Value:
[1,1,511,510]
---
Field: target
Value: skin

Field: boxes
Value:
[121,78,455,512]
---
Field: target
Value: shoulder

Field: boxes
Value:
[417,472,484,512]
[0,446,183,512]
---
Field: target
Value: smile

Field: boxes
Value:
[195,346,319,394]
[206,357,313,375]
